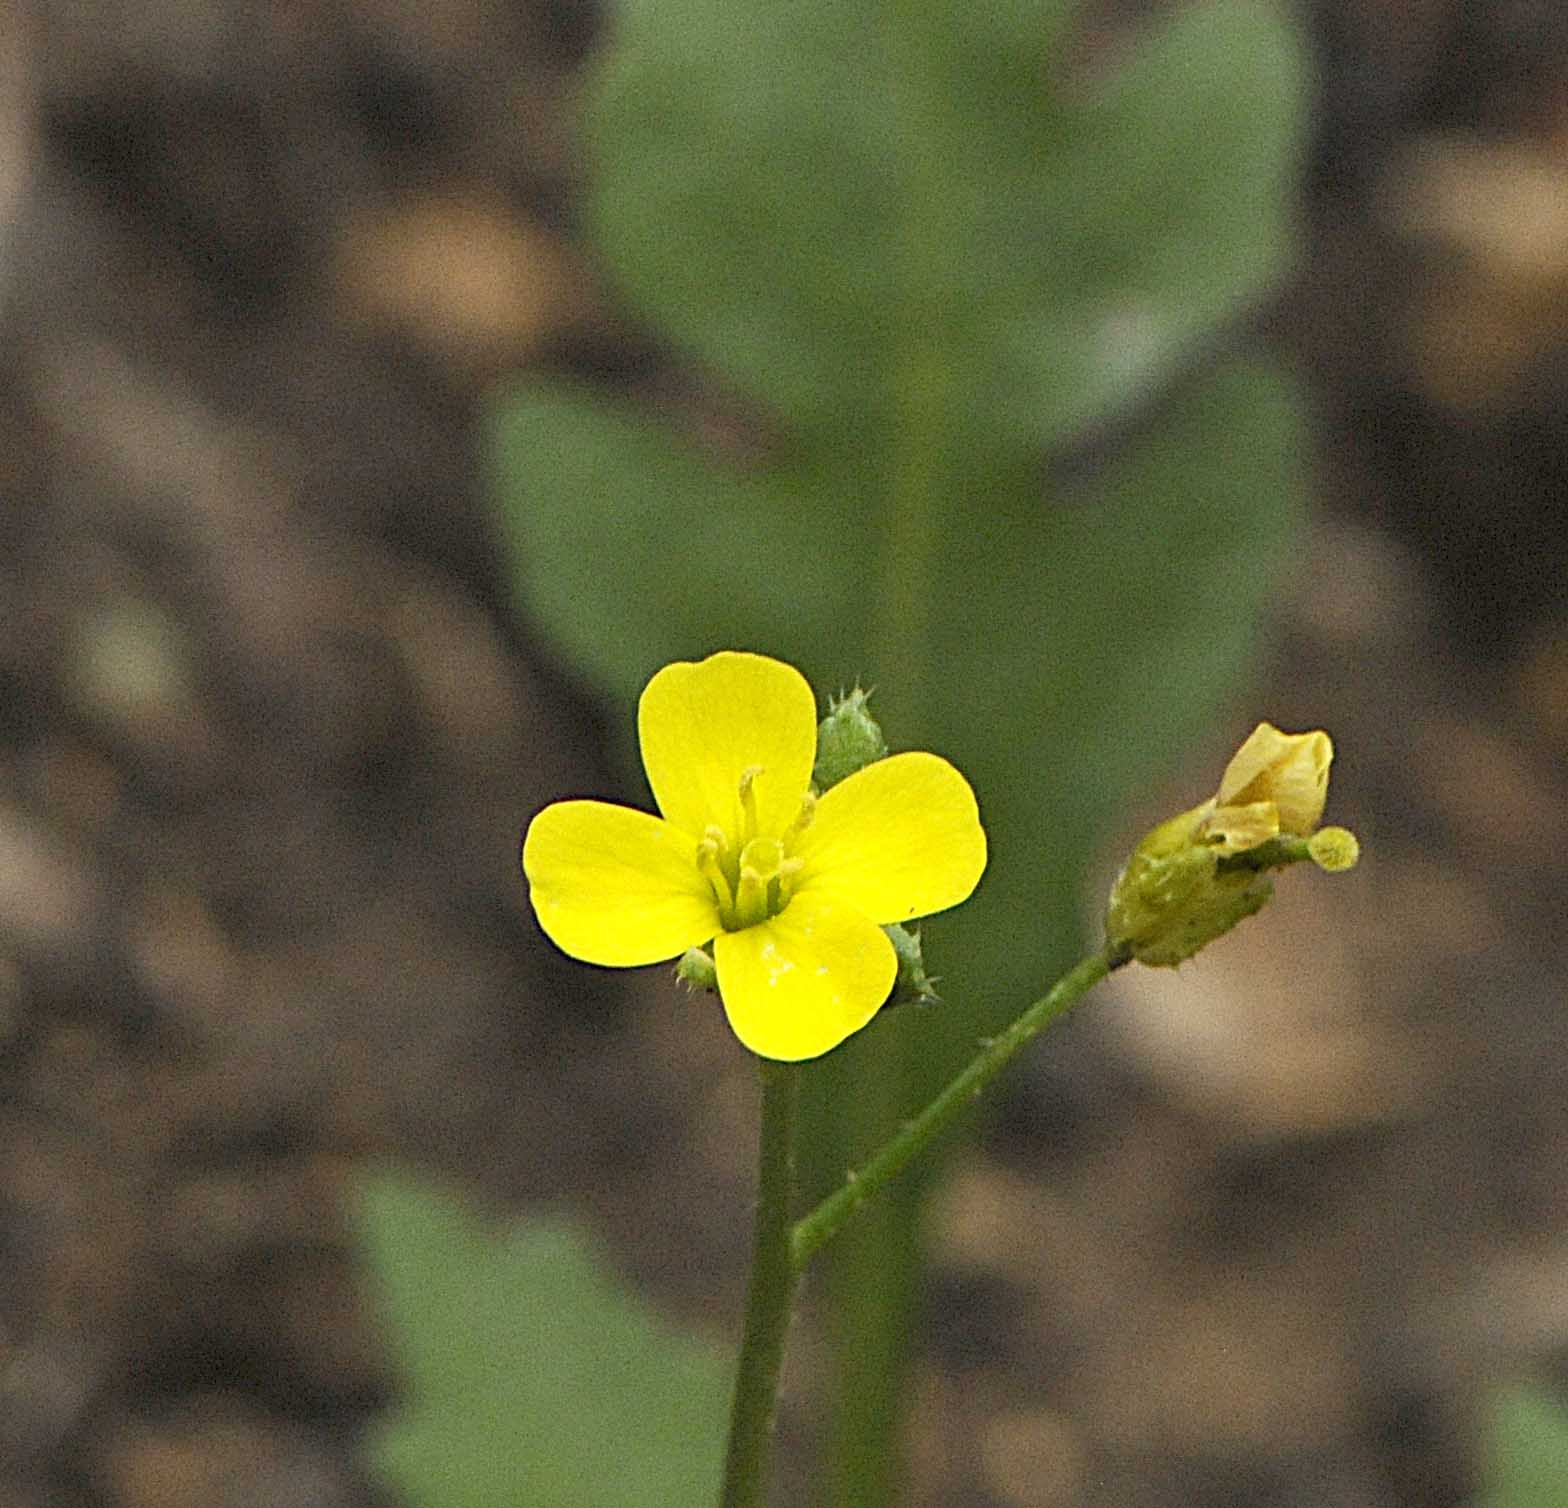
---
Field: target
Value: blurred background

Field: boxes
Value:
[2,1,1568,1506]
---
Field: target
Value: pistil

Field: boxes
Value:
[734,838,784,928]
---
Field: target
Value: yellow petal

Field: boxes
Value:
[793,751,986,924]
[522,800,720,966]
[1200,799,1280,851]
[1215,723,1332,836]
[638,652,817,841]
[712,894,895,1060]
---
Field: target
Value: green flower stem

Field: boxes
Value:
[1216,834,1312,873]
[792,948,1116,1268]
[720,1057,802,1508]
[720,948,1119,1506]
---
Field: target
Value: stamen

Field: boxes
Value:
[696,834,735,922]
[780,791,816,849]
[770,857,805,917]
[737,764,764,841]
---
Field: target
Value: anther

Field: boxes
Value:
[737,765,764,841]
[696,835,735,920]
[770,856,804,915]
[780,792,816,849]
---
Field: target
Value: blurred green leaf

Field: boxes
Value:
[1475,1386,1568,1508]
[362,1172,728,1508]
[586,0,1301,452]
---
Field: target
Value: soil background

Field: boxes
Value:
[3,1,1568,1506]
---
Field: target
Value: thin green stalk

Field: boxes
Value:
[720,1058,802,1508]
[719,948,1119,1506]
[793,948,1117,1267]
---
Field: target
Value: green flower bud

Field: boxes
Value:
[1105,804,1274,968]
[882,922,940,1009]
[812,687,888,791]
[674,946,718,993]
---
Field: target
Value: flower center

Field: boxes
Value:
[696,766,815,931]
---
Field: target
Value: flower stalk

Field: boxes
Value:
[718,946,1117,1508]
[720,1059,802,1508]
[791,947,1116,1267]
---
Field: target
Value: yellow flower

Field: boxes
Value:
[521,651,987,1061]
[1105,721,1353,968]
[1195,722,1332,851]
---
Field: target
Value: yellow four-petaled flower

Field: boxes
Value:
[522,651,987,1061]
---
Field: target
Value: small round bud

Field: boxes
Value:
[813,687,888,790]
[675,946,718,993]
[1307,826,1359,872]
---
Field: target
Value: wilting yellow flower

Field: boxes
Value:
[522,651,987,1060]
[1105,722,1355,968]
[1196,722,1332,851]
